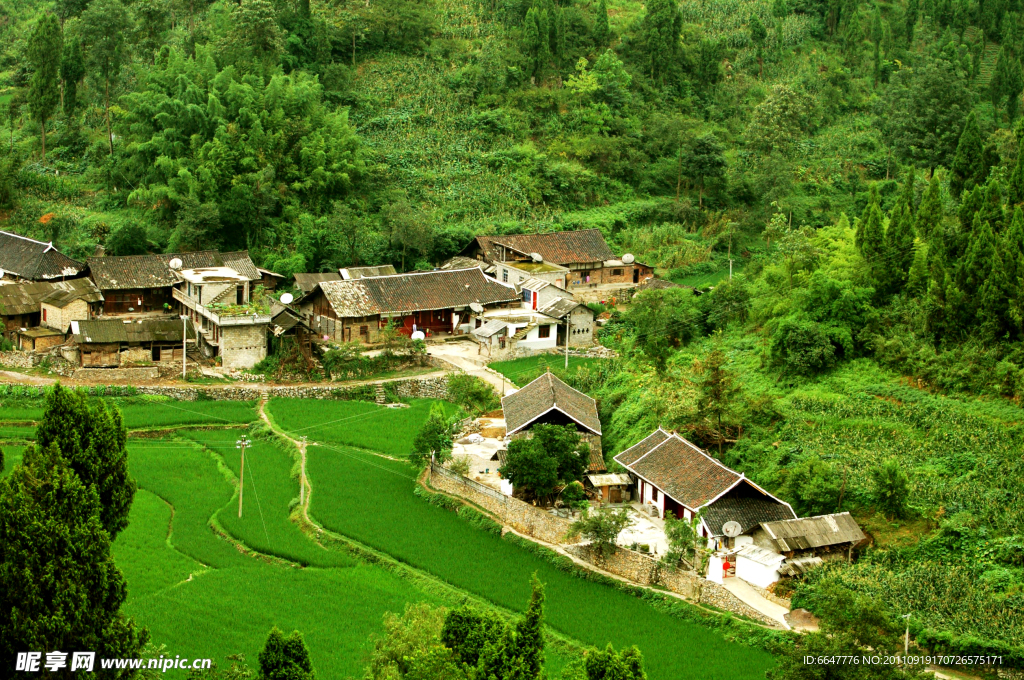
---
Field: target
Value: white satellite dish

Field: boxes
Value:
[0,268,5,279]
[530,252,543,263]
[469,302,484,313]
[410,330,426,341]
[169,257,183,270]
[722,521,743,538]
[280,292,294,305]
[622,253,635,264]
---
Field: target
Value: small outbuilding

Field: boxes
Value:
[585,473,632,504]
[15,326,66,352]
[756,512,867,567]
[734,545,787,589]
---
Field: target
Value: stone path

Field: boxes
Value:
[721,577,791,629]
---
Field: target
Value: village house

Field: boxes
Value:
[256,267,286,291]
[613,428,796,538]
[0,278,103,340]
[0,230,86,283]
[472,279,595,356]
[501,371,605,473]
[301,267,520,344]
[73,318,195,368]
[460,229,653,292]
[755,512,867,575]
[172,264,270,370]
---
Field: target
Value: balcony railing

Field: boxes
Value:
[172,288,271,326]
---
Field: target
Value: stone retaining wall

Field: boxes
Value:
[0,351,33,369]
[430,463,573,545]
[132,375,452,402]
[564,544,782,627]
[74,367,160,381]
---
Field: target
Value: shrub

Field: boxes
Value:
[566,508,631,557]
[871,459,911,520]
[446,374,499,415]
[770,318,838,375]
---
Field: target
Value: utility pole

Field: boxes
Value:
[181,315,188,380]
[903,613,911,656]
[564,315,570,370]
[299,436,307,505]
[236,435,250,518]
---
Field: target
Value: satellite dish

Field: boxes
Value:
[169,257,183,270]
[410,330,426,341]
[469,302,484,313]
[0,269,5,278]
[530,252,543,263]
[280,293,294,305]
[622,253,635,264]
[722,521,743,538]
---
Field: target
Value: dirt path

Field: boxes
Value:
[0,370,55,385]
[427,344,510,395]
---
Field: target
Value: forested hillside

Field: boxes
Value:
[6,0,1024,667]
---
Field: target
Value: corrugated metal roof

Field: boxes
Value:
[760,513,866,552]
[0,278,103,316]
[472,319,508,338]
[502,372,602,436]
[539,297,582,319]
[0,230,85,280]
[736,544,785,567]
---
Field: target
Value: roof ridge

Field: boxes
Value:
[360,267,484,280]
[0,230,51,247]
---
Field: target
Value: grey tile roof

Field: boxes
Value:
[701,491,797,536]
[75,318,195,344]
[613,428,672,467]
[340,265,397,279]
[438,256,484,271]
[0,230,85,280]
[760,513,866,552]
[0,278,103,316]
[319,268,519,317]
[88,251,258,290]
[502,371,601,436]
[293,272,342,293]
[471,229,616,265]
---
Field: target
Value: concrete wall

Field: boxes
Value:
[430,463,574,545]
[41,299,89,332]
[516,324,558,351]
[220,323,268,369]
[564,544,781,627]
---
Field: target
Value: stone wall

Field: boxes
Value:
[564,544,782,627]
[0,351,33,369]
[430,463,574,545]
[129,374,452,402]
[220,324,268,370]
[74,367,160,381]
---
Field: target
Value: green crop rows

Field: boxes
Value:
[488,356,607,388]
[306,444,775,680]
[266,398,461,458]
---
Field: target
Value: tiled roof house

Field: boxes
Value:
[502,371,605,472]
[614,428,796,537]
[0,230,86,281]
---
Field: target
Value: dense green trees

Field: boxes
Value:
[499,424,590,500]
[80,0,130,154]
[258,628,316,680]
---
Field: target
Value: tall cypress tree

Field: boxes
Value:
[513,576,546,678]
[594,0,610,46]
[979,178,1007,232]
[906,0,920,41]
[60,37,85,119]
[27,13,63,161]
[886,202,917,292]
[915,175,943,238]
[640,0,682,82]
[860,190,887,286]
[950,111,985,198]
[524,8,542,79]
[871,4,883,84]
[959,214,998,293]
[35,383,136,539]
[1010,149,1024,205]
[0,443,148,665]
[856,184,880,251]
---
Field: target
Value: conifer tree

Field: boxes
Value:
[750,13,768,76]
[907,239,930,296]
[1010,149,1024,205]
[856,184,880,251]
[640,0,682,82]
[0,443,148,664]
[958,184,983,231]
[915,175,943,238]
[979,178,1006,232]
[27,13,63,160]
[594,0,610,46]
[555,9,566,68]
[906,0,919,41]
[258,627,316,680]
[959,214,998,294]
[860,191,887,286]
[885,202,916,292]
[871,4,883,84]
[898,166,917,217]
[60,37,85,119]
[35,383,136,539]
[950,111,985,198]
[524,8,542,79]
[979,248,1013,339]
[513,575,545,678]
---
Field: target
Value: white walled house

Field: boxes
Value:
[734,545,786,589]
[613,429,796,542]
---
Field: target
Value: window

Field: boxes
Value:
[653,489,659,502]
[502,270,508,283]
[359,325,368,336]
[538,325,551,339]
[612,268,623,276]
[522,289,532,304]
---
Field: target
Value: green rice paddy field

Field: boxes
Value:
[488,356,607,387]
[0,394,774,678]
